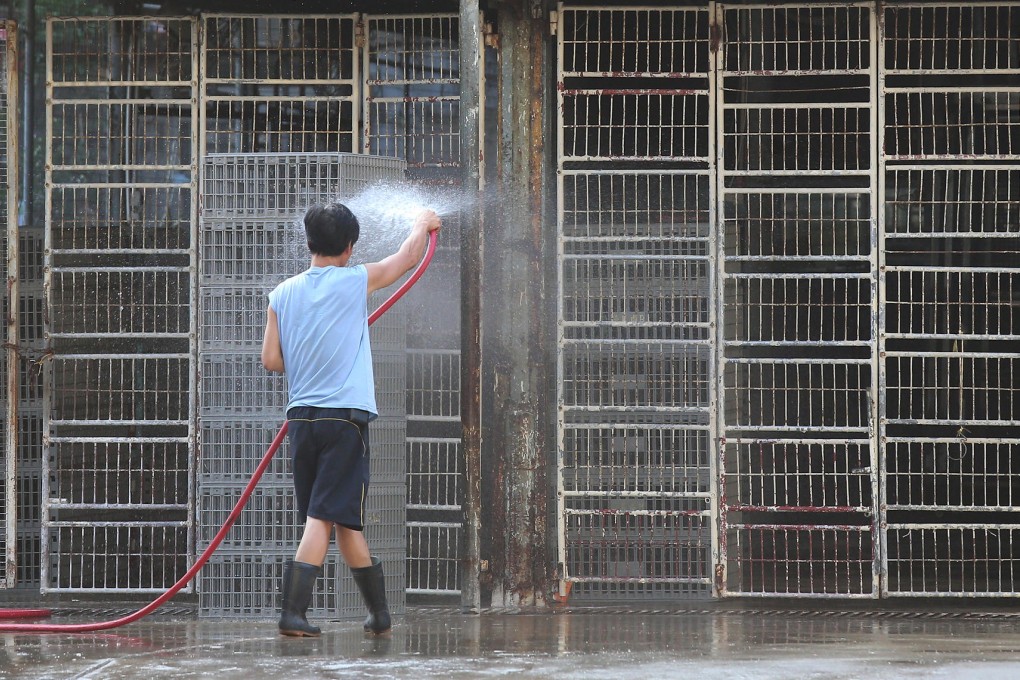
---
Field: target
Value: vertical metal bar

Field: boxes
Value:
[19,1,33,229]
[187,15,200,586]
[874,0,889,598]
[709,0,724,598]
[553,0,567,602]
[3,19,20,589]
[40,16,52,593]
[458,0,482,614]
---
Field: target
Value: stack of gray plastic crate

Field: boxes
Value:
[198,153,407,619]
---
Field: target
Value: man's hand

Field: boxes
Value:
[367,210,442,293]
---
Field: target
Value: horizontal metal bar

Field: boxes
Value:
[48,503,188,510]
[885,591,1020,599]
[48,436,189,443]
[566,576,713,585]
[49,182,194,189]
[50,420,190,427]
[51,249,192,256]
[884,351,1020,358]
[885,155,1020,162]
[564,253,711,262]
[49,333,191,340]
[406,588,462,596]
[367,94,459,102]
[203,95,356,102]
[726,272,872,279]
[562,88,708,97]
[52,165,193,172]
[883,334,1020,341]
[885,505,1020,513]
[562,71,709,80]
[882,163,1020,171]
[726,505,871,514]
[726,357,871,365]
[723,102,870,110]
[885,419,1020,427]
[51,80,193,88]
[406,416,461,424]
[564,155,709,163]
[883,86,1020,93]
[886,523,1020,530]
[563,491,711,499]
[205,78,359,86]
[46,521,188,528]
[406,521,463,529]
[51,98,193,105]
[52,353,190,360]
[721,170,873,177]
[560,169,711,177]
[723,591,876,600]
[728,438,873,445]
[51,266,190,273]
[722,69,870,77]
[564,509,711,517]
[885,69,1020,76]
[726,340,873,347]
[728,523,870,531]
[561,338,713,346]
[884,437,1020,445]
[405,504,461,512]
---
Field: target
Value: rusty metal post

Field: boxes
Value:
[3,20,20,588]
[483,0,551,608]
[459,0,483,614]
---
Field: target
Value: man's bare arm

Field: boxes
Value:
[261,306,285,373]
[365,210,441,294]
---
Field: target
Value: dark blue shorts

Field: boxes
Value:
[286,406,371,531]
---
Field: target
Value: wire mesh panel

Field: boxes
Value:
[0,20,16,589]
[717,2,879,598]
[9,230,44,589]
[879,1,1020,597]
[197,150,406,618]
[556,5,714,601]
[202,15,358,155]
[363,13,464,600]
[44,16,198,594]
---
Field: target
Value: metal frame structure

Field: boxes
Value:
[878,1,1020,597]
[43,16,199,592]
[1,20,18,589]
[555,3,716,601]
[715,1,879,598]
[363,13,464,598]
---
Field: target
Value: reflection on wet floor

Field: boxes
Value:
[3,608,1020,678]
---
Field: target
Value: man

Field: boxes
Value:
[261,201,441,637]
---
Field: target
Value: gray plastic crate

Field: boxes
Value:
[200,418,291,483]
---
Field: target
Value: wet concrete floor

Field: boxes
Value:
[3,604,1020,679]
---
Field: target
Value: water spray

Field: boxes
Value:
[0,230,439,633]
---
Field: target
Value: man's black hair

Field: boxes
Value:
[304,202,360,256]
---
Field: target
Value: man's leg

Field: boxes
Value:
[296,517,334,566]
[279,517,333,637]
[338,526,391,634]
[335,525,371,568]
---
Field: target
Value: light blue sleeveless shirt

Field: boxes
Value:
[267,264,377,416]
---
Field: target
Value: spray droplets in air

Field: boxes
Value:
[342,181,463,259]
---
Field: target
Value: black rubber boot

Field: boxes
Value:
[278,560,322,637]
[351,557,391,634]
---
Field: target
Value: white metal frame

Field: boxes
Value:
[555,3,716,601]
[1,20,19,589]
[43,16,199,593]
[713,1,880,598]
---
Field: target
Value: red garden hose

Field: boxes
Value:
[0,230,438,633]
